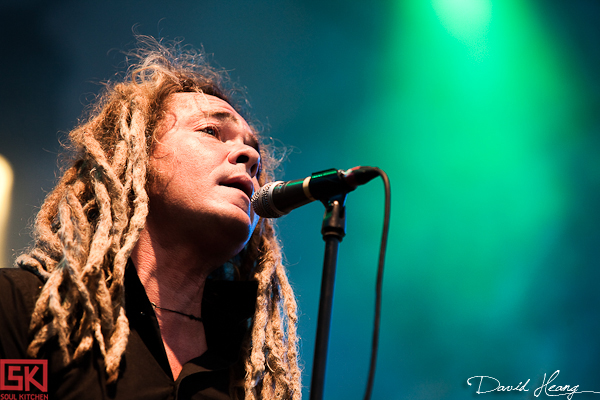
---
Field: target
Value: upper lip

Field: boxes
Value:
[220,175,254,199]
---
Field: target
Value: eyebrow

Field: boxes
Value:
[210,111,238,124]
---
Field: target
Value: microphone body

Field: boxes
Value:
[251,166,379,218]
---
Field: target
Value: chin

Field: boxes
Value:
[226,205,259,239]
[228,221,260,259]
[216,219,255,253]
[185,205,259,260]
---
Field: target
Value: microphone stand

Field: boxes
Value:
[309,194,347,400]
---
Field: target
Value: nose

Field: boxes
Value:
[228,144,261,178]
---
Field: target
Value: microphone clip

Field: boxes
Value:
[321,194,347,241]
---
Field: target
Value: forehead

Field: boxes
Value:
[165,92,250,128]
[158,92,260,152]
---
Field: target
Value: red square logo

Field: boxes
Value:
[0,359,48,392]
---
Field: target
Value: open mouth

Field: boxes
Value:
[221,178,253,199]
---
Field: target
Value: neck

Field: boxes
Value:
[131,227,223,380]
[131,229,216,314]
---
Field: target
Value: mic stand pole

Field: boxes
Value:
[309,194,347,400]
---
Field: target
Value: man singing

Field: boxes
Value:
[0,36,301,400]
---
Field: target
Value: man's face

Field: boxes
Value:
[147,92,262,257]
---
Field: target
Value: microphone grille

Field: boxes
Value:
[251,181,285,218]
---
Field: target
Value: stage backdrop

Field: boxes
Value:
[1,0,599,399]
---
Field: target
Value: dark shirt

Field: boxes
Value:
[0,263,257,399]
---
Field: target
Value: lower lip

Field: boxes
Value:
[223,186,250,201]
[227,190,252,215]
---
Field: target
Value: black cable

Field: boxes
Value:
[363,168,391,400]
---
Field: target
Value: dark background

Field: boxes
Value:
[1,1,600,399]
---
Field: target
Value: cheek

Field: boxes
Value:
[147,152,177,194]
[150,139,205,182]
[148,139,176,174]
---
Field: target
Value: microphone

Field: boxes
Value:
[251,166,380,218]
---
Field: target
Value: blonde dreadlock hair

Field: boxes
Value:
[16,36,301,399]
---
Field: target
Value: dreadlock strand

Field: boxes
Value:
[105,308,129,383]
[44,152,115,370]
[16,252,52,280]
[98,97,150,382]
[243,349,260,400]
[31,166,81,266]
[265,301,284,389]
[110,101,131,179]
[244,223,286,396]
[89,317,109,362]
[257,283,277,400]
[78,174,117,363]
[248,260,276,373]
[274,261,301,394]
[59,194,107,356]
[82,179,113,277]
[105,114,135,261]
[266,278,294,399]
[261,311,277,400]
[110,98,150,291]
[79,130,127,223]
[248,217,302,399]
[66,189,92,262]
[27,276,55,337]
[45,270,72,364]
[27,323,52,359]
[111,139,129,179]
[73,334,94,360]
[91,272,114,360]
[62,170,124,378]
